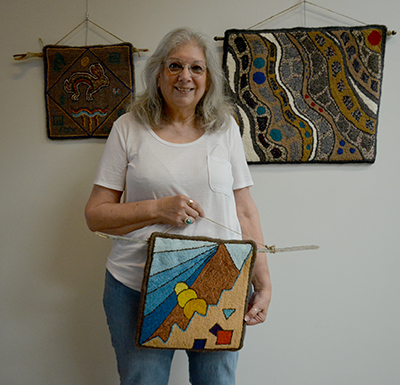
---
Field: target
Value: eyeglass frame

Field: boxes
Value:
[164,58,207,78]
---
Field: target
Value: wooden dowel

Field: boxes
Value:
[215,29,396,42]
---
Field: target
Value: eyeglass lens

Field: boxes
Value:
[166,60,206,77]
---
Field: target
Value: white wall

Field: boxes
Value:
[1,1,399,384]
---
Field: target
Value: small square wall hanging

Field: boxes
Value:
[43,43,134,139]
[136,232,256,351]
[222,26,387,163]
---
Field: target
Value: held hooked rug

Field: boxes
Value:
[43,43,134,139]
[222,26,387,163]
[136,232,257,351]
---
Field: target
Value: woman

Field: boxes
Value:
[85,27,271,385]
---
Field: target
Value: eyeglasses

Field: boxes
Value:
[165,59,207,78]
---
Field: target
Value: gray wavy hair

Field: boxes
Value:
[130,27,233,132]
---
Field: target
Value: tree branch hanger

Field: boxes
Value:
[13,0,148,61]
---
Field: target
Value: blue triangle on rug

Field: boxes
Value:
[223,309,236,320]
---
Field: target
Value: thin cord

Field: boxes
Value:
[95,216,319,254]
[54,8,126,46]
[85,0,89,45]
[88,19,125,43]
[95,232,147,244]
[202,217,275,253]
[248,0,369,30]
[55,19,86,45]
[203,217,319,253]
[215,0,395,40]
[247,3,300,30]
[304,1,367,25]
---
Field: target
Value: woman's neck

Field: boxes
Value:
[163,104,196,125]
[155,111,204,144]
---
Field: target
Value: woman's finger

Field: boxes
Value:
[185,197,205,218]
[244,306,266,325]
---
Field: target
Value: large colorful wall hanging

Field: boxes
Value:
[222,26,387,163]
[43,43,134,139]
[136,232,257,351]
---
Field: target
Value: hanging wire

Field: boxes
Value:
[55,18,129,45]
[303,1,367,25]
[54,0,125,46]
[214,0,396,40]
[247,2,300,30]
[51,9,149,54]
[53,0,149,51]
[54,19,86,45]
[85,0,89,45]
[87,19,125,43]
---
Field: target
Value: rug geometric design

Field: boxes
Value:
[136,232,257,351]
[43,43,134,139]
[222,26,387,163]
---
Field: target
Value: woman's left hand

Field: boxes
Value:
[245,288,271,326]
[234,187,272,326]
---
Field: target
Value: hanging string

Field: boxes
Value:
[248,0,384,29]
[50,14,149,55]
[247,2,301,30]
[54,18,125,45]
[54,0,125,45]
[54,19,87,45]
[87,19,125,43]
[94,216,320,254]
[214,0,396,40]
[301,1,369,26]
[85,0,89,46]
[52,0,149,54]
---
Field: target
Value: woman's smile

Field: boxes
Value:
[175,87,194,92]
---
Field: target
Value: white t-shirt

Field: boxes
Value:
[94,113,253,291]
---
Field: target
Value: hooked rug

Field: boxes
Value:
[43,43,134,139]
[222,26,387,163]
[136,232,257,351]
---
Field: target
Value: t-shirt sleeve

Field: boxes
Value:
[93,121,128,192]
[228,117,254,190]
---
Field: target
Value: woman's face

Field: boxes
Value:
[158,42,207,116]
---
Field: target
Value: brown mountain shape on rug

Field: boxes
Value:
[146,244,240,343]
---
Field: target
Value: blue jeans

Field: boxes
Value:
[103,270,239,385]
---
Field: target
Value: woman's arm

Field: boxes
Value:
[234,187,272,326]
[85,184,204,236]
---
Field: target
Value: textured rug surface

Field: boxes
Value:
[223,26,387,163]
[43,43,134,139]
[136,232,257,351]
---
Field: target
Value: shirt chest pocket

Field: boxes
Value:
[207,156,234,196]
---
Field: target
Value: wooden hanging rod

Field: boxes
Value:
[13,15,149,61]
[13,47,148,61]
[13,52,44,60]
[214,29,396,41]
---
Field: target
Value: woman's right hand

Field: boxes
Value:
[85,185,205,235]
[156,195,205,227]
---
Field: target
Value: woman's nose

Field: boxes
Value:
[179,65,192,80]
